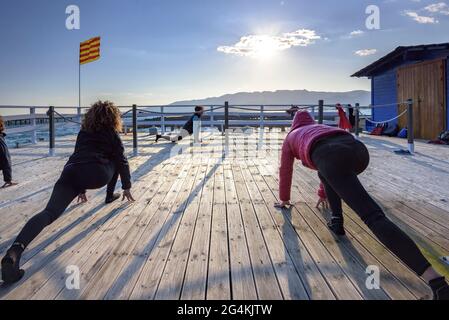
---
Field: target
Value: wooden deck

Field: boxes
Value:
[0,130,448,300]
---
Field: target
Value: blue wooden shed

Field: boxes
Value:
[352,43,449,140]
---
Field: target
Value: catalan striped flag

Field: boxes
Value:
[80,36,101,65]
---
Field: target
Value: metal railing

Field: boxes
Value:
[0,99,415,155]
[354,99,415,154]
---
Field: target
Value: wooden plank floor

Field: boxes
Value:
[0,129,448,300]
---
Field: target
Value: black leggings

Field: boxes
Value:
[159,135,184,142]
[2,166,12,183]
[311,134,431,276]
[14,162,118,248]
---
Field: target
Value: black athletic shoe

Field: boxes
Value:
[1,249,24,284]
[105,193,121,204]
[327,218,346,236]
[155,134,161,143]
[430,277,449,300]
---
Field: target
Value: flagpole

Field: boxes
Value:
[78,58,81,126]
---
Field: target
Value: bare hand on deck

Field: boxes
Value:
[316,198,329,210]
[77,193,88,203]
[274,201,291,209]
[122,189,135,202]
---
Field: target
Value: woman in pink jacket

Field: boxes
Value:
[276,111,449,300]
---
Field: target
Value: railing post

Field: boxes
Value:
[77,106,82,128]
[258,105,265,151]
[161,106,166,134]
[407,99,414,154]
[48,106,55,156]
[210,106,214,130]
[355,103,360,139]
[224,101,229,135]
[132,104,138,156]
[260,105,265,132]
[318,100,324,124]
[30,107,37,144]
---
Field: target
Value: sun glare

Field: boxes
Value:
[251,35,281,60]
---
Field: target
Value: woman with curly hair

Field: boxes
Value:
[0,116,18,188]
[1,101,135,284]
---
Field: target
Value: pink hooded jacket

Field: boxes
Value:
[279,111,351,202]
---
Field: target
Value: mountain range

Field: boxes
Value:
[171,89,371,106]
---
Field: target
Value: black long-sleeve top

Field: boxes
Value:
[182,113,202,135]
[66,129,132,190]
[0,133,12,171]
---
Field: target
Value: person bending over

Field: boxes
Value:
[336,103,352,131]
[1,101,135,284]
[155,106,205,143]
[0,116,18,188]
[347,104,356,129]
[275,111,449,300]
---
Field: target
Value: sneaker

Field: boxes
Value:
[327,217,346,236]
[430,277,449,300]
[1,181,18,189]
[1,248,25,284]
[105,193,121,204]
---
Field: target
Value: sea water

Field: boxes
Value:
[4,123,81,148]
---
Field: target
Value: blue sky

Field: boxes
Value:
[0,0,448,107]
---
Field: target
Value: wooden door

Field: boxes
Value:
[397,58,446,140]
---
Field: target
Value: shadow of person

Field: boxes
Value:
[280,206,312,300]
[102,159,223,300]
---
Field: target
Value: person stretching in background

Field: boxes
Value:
[336,103,352,131]
[0,116,18,188]
[275,111,449,300]
[1,101,135,284]
[155,106,205,144]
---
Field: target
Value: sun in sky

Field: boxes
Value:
[249,35,282,60]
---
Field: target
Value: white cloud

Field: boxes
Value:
[424,2,449,15]
[350,30,365,36]
[425,3,445,12]
[403,10,439,23]
[354,49,377,56]
[403,2,448,24]
[217,29,321,58]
